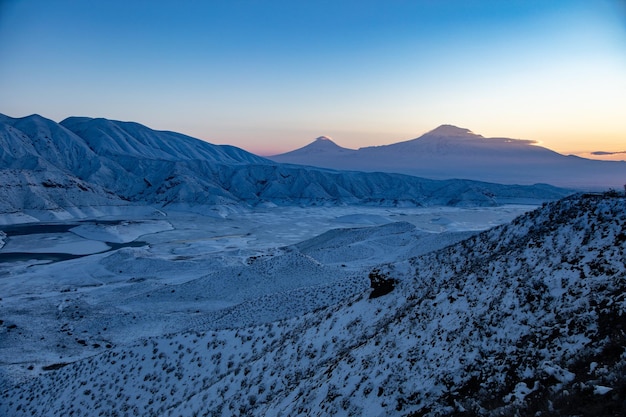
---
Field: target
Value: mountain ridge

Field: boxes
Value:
[60,116,271,164]
[0,114,571,222]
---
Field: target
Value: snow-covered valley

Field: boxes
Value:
[0,205,530,376]
[1,194,625,416]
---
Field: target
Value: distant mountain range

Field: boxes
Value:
[0,114,571,220]
[270,125,626,189]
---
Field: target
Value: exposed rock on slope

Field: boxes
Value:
[2,193,624,416]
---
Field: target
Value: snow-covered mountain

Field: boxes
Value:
[2,192,623,416]
[277,135,357,158]
[60,116,266,165]
[0,115,570,221]
[270,125,626,189]
[0,115,127,218]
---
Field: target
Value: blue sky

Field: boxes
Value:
[1,0,625,156]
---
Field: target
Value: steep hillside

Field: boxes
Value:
[270,125,626,189]
[0,116,127,217]
[2,193,623,416]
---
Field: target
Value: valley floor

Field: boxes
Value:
[0,204,532,384]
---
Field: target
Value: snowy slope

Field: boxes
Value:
[0,115,127,218]
[60,116,269,165]
[216,164,571,207]
[2,193,624,416]
[0,114,571,219]
[270,125,626,189]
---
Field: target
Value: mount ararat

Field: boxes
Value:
[270,125,626,189]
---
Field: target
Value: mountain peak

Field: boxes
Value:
[315,135,333,142]
[298,135,349,152]
[308,136,344,149]
[269,135,355,159]
[426,124,481,138]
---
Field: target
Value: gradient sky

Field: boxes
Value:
[1,1,625,158]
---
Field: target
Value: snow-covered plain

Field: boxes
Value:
[0,205,529,382]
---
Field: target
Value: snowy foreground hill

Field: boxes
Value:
[2,193,624,416]
[0,114,570,223]
[270,125,626,189]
